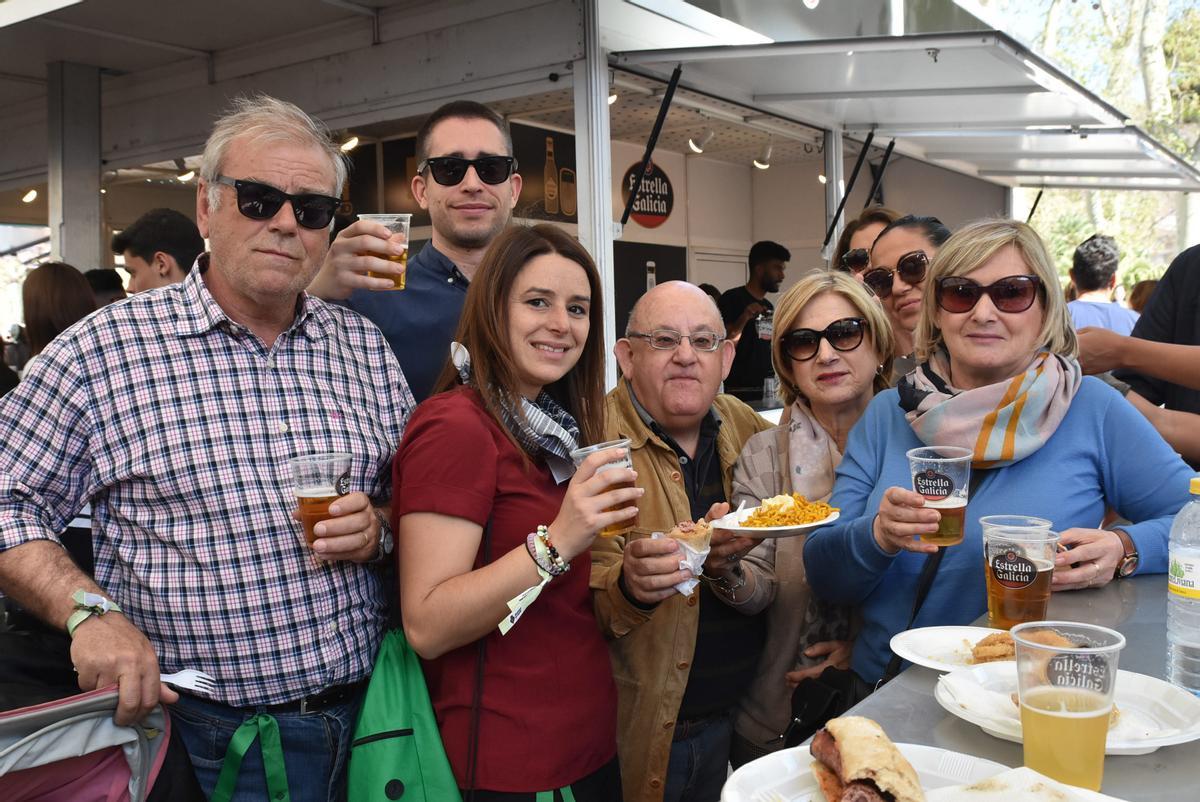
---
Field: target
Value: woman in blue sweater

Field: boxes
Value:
[804,219,1195,685]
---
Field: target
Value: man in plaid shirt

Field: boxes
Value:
[0,95,413,800]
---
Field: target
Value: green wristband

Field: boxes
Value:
[66,589,122,637]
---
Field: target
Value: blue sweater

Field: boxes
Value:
[803,377,1196,683]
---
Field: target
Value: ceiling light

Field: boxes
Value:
[803,0,820,8]
[339,135,360,152]
[818,174,827,184]
[608,93,618,105]
[21,189,37,203]
[753,143,773,170]
[688,129,715,154]
[173,157,194,182]
[100,188,107,194]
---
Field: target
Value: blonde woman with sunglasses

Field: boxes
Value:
[726,271,894,765]
[804,219,1194,690]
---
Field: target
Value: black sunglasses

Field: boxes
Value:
[215,176,341,230]
[936,274,1044,314]
[781,318,868,362]
[417,155,517,186]
[863,251,929,298]
[840,248,870,273]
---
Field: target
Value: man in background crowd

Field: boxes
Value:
[1068,234,1139,335]
[110,208,205,293]
[84,268,127,306]
[718,241,790,404]
[307,100,522,402]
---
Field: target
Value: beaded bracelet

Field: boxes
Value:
[526,530,568,576]
[536,525,570,575]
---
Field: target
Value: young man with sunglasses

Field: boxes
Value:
[0,95,414,801]
[308,100,522,402]
[718,241,790,404]
[593,281,772,802]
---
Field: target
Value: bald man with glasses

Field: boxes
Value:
[308,100,523,402]
[591,281,772,802]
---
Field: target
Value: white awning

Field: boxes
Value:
[614,30,1200,192]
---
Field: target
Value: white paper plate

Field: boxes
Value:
[890,626,1006,673]
[926,766,1127,801]
[721,742,1009,802]
[711,506,839,538]
[935,662,1200,755]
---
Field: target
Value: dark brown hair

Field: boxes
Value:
[22,262,97,356]
[416,100,512,164]
[433,224,606,452]
[833,205,902,270]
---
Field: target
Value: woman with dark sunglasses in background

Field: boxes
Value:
[804,219,1194,693]
[724,271,895,766]
[831,205,903,279]
[863,215,952,382]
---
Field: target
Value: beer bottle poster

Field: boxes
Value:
[509,123,578,223]
[620,161,674,229]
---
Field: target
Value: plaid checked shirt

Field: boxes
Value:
[0,259,414,706]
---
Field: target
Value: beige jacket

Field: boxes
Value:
[590,378,771,802]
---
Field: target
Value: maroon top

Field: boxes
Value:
[393,387,618,792]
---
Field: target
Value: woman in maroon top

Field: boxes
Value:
[393,224,638,801]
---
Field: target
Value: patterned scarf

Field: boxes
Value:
[451,340,581,482]
[785,401,843,503]
[897,348,1082,468]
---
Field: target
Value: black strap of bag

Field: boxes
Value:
[463,519,492,802]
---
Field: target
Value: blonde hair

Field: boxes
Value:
[771,270,895,406]
[914,219,1077,362]
[200,94,347,216]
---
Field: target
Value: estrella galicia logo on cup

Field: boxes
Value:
[992,549,1037,589]
[913,468,953,500]
[335,471,351,496]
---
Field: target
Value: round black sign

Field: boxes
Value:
[621,161,674,229]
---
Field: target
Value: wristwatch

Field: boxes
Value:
[374,508,394,559]
[66,589,122,637]
[1111,529,1139,579]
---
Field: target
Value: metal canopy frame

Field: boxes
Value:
[613,30,1200,194]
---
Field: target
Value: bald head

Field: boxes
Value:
[617,281,734,441]
[626,281,725,338]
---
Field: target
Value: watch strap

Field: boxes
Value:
[1111,529,1139,579]
[373,508,393,559]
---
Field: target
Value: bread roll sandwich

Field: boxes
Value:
[666,518,712,550]
[809,716,925,802]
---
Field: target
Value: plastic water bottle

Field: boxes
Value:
[1167,477,1200,695]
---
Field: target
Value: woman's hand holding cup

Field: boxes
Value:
[549,448,643,562]
[873,486,941,555]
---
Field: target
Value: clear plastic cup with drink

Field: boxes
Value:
[1012,621,1125,791]
[906,446,972,547]
[980,516,1057,630]
[357,213,411,290]
[569,438,638,538]
[288,452,352,544]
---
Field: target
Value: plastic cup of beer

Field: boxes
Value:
[906,446,972,546]
[288,452,352,545]
[1012,621,1125,791]
[569,438,637,538]
[980,517,1057,630]
[356,213,411,290]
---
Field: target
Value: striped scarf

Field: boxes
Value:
[498,391,581,481]
[897,349,1082,468]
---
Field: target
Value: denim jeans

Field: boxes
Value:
[663,711,732,802]
[170,693,361,802]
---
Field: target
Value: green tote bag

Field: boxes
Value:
[347,628,462,802]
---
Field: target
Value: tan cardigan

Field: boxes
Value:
[590,378,771,802]
[729,419,854,750]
